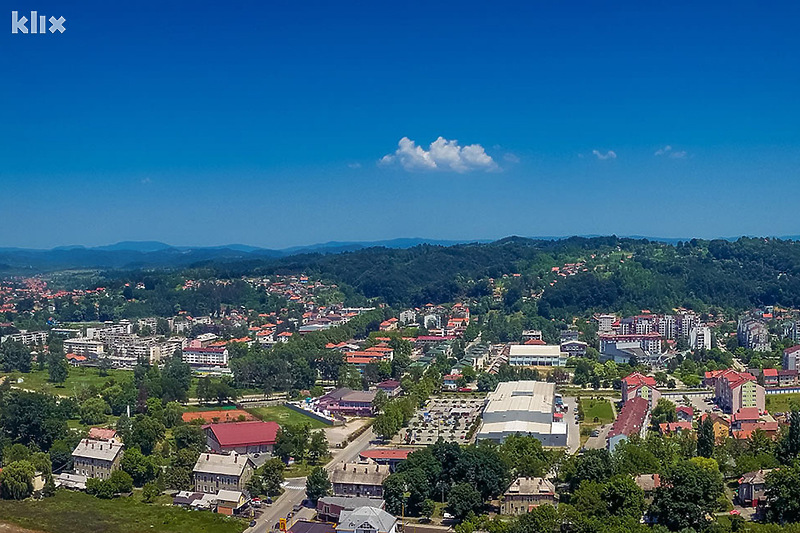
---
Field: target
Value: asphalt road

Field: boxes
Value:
[246,426,377,533]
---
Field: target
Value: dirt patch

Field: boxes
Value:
[0,523,46,533]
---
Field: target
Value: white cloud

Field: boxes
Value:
[655,145,687,158]
[592,149,617,160]
[380,136,498,172]
[503,153,520,163]
[347,162,362,169]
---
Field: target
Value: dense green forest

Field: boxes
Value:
[28,236,800,325]
[101,237,800,315]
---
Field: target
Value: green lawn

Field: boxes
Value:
[246,405,329,429]
[579,398,615,424]
[766,393,800,413]
[2,367,132,397]
[0,489,246,533]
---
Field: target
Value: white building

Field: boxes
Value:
[477,381,567,446]
[1,330,48,345]
[64,338,105,357]
[183,347,228,367]
[689,326,712,350]
[507,345,567,367]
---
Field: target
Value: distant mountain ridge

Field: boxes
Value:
[0,235,794,273]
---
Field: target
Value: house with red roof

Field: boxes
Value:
[659,421,693,435]
[203,421,280,454]
[376,380,402,397]
[621,372,660,408]
[358,448,412,471]
[608,397,649,452]
[676,406,694,422]
[762,368,779,388]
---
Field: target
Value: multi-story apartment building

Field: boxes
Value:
[193,452,255,494]
[600,333,662,357]
[64,338,105,357]
[738,317,771,352]
[706,369,765,413]
[182,346,228,367]
[1,330,48,345]
[689,326,712,350]
[72,439,124,480]
[783,345,800,371]
[621,372,661,408]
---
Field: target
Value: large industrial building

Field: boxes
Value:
[477,381,567,446]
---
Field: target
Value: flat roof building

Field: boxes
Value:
[507,345,567,367]
[477,381,567,447]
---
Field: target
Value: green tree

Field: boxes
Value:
[604,475,645,519]
[108,469,134,494]
[650,459,724,530]
[447,482,483,519]
[571,480,607,517]
[121,447,158,485]
[697,416,715,458]
[305,466,331,504]
[48,354,69,384]
[765,462,800,523]
[0,460,35,500]
[142,481,161,503]
[778,410,800,464]
[420,498,436,520]
[173,424,206,452]
[127,414,165,455]
[308,430,328,465]
[650,398,677,428]
[80,397,111,425]
[163,401,183,428]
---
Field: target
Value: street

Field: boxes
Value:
[245,425,377,533]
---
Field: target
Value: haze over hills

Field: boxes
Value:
[0,235,798,273]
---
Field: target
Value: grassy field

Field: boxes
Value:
[0,490,246,533]
[766,393,800,413]
[246,405,329,429]
[579,398,615,424]
[1,367,132,397]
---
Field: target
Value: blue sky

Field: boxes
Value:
[1,0,799,249]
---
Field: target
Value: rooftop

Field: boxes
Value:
[72,439,123,462]
[193,452,253,477]
[204,421,280,447]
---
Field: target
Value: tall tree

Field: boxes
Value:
[305,467,331,504]
[697,416,715,458]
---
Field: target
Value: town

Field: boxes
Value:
[3,239,800,533]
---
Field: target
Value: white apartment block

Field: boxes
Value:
[182,347,229,367]
[689,326,712,350]
[1,330,48,345]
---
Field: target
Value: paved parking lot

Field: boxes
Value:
[395,397,485,446]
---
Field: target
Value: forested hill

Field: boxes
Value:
[174,236,800,316]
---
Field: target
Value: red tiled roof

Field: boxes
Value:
[359,449,412,461]
[88,428,117,440]
[204,421,280,447]
[763,368,778,377]
[609,397,649,438]
[733,407,760,422]
[622,372,657,388]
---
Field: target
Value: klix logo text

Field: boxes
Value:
[11,10,66,33]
